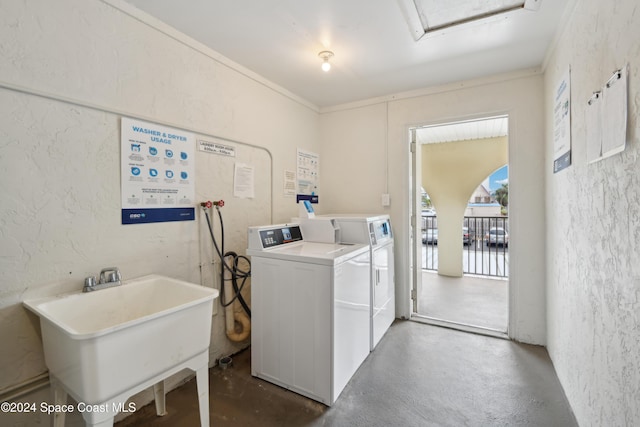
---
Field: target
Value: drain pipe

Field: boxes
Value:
[224,255,251,342]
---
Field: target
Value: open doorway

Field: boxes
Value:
[410,116,509,336]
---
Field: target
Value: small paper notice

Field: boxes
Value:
[284,169,296,196]
[234,163,255,199]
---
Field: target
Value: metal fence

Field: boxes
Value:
[422,216,509,278]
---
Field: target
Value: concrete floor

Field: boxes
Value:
[116,321,577,427]
[418,271,508,332]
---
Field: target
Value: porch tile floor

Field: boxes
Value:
[418,270,508,332]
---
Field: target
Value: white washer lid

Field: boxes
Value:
[318,213,389,222]
[247,241,369,266]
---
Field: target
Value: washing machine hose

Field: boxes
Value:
[203,206,251,318]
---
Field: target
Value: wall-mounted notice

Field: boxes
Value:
[284,169,296,196]
[121,117,195,224]
[601,67,627,159]
[297,148,319,203]
[234,163,255,199]
[198,138,236,157]
[586,91,602,163]
[585,66,628,164]
[553,67,571,173]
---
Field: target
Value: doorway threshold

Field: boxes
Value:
[411,313,509,340]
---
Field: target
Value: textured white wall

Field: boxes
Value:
[321,73,546,344]
[0,0,319,416]
[544,0,640,425]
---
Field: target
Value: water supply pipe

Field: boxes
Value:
[224,254,251,342]
[201,202,252,341]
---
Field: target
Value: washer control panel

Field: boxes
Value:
[248,224,303,250]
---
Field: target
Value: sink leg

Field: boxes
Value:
[51,378,67,427]
[88,417,114,427]
[195,365,210,427]
[153,381,167,416]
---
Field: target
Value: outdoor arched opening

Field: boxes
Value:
[421,136,508,277]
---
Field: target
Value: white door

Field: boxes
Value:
[410,130,422,314]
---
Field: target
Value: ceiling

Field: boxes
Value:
[122,0,571,109]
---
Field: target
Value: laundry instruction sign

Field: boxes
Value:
[553,68,571,173]
[121,117,195,224]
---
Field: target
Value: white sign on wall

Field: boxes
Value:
[121,117,195,224]
[198,138,236,157]
[233,162,255,199]
[553,67,571,173]
[586,66,628,164]
[284,169,296,196]
[601,67,628,159]
[296,148,319,203]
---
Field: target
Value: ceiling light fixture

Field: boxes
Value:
[318,50,334,72]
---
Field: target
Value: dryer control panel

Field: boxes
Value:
[248,224,303,250]
[369,219,393,246]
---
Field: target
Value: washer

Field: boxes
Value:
[247,223,370,406]
[320,214,395,350]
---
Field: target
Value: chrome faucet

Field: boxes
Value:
[83,267,122,292]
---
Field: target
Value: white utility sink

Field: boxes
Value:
[24,274,218,427]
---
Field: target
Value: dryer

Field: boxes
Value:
[247,223,370,406]
[320,214,395,350]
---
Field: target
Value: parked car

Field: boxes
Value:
[423,228,477,245]
[485,227,509,247]
[462,227,475,245]
[422,228,438,244]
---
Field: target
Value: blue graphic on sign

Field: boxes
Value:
[165,149,173,158]
[180,172,188,179]
[297,194,319,204]
[131,167,141,176]
[131,144,140,152]
[166,170,174,178]
[122,208,194,224]
[149,147,158,155]
[149,168,158,177]
[127,212,147,220]
[180,152,188,160]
